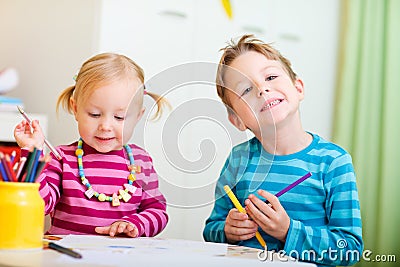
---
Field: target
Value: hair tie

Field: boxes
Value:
[73,75,77,81]
[144,90,148,95]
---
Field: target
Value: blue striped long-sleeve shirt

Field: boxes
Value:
[203,133,363,266]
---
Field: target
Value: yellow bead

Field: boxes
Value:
[98,193,107,201]
[75,148,84,156]
[128,174,136,181]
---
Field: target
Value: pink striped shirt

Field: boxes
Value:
[32,141,168,236]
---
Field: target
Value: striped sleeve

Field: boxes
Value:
[37,150,64,214]
[203,152,236,243]
[283,153,363,266]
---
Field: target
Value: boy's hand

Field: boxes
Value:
[245,190,290,242]
[224,208,259,244]
[14,120,45,150]
[95,221,138,238]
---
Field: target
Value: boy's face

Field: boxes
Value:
[71,78,144,153]
[223,51,304,135]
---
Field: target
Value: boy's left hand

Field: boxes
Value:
[95,221,138,238]
[245,190,290,243]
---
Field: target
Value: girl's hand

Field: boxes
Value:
[95,221,138,238]
[245,190,290,243]
[224,208,259,244]
[13,120,45,150]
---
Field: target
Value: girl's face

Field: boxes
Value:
[71,78,144,153]
[223,51,304,135]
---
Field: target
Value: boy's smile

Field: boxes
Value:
[260,98,284,112]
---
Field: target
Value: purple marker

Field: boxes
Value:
[265,172,312,204]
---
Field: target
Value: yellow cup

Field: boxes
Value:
[0,181,44,250]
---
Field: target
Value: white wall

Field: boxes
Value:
[0,0,340,241]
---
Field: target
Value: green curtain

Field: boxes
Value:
[333,0,400,266]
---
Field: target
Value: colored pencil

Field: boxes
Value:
[5,154,18,182]
[44,241,82,259]
[18,151,33,182]
[10,150,16,165]
[22,148,37,183]
[13,161,19,172]
[32,159,47,182]
[0,154,9,181]
[15,157,27,181]
[1,153,14,182]
[28,149,42,182]
[265,172,312,204]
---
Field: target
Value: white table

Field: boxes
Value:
[0,235,315,267]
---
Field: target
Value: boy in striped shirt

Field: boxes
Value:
[203,35,363,266]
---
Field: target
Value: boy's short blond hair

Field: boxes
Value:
[216,34,297,113]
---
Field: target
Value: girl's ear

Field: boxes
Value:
[294,78,305,100]
[228,112,247,131]
[137,107,145,121]
[70,98,78,121]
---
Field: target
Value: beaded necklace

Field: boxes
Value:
[75,138,141,206]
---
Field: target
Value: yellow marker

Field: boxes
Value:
[223,185,267,249]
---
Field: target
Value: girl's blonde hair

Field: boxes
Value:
[56,52,169,120]
[216,34,297,112]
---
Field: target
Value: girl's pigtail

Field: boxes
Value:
[56,85,76,116]
[145,91,171,121]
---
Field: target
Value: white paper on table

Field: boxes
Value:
[55,235,229,266]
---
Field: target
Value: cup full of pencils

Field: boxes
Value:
[0,149,49,250]
[0,148,49,183]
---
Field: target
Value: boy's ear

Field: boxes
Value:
[228,112,247,131]
[294,78,305,100]
[70,98,78,121]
